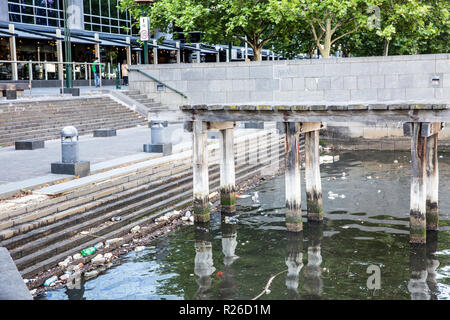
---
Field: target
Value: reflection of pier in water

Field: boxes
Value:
[194,223,215,300]
[408,232,440,300]
[218,221,239,299]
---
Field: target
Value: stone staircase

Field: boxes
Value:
[0,129,284,281]
[0,96,148,147]
[121,90,166,113]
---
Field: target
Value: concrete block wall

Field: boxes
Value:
[130,54,450,106]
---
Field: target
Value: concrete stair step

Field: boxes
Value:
[9,171,195,265]
[18,151,283,278]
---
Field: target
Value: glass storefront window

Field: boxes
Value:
[8,0,64,28]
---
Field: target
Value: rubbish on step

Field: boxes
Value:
[111,216,122,221]
[130,225,141,233]
[43,276,58,287]
[80,247,97,257]
[134,246,145,252]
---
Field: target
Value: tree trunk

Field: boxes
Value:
[383,39,390,56]
[251,44,263,61]
[317,19,332,59]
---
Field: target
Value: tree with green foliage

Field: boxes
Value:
[297,0,379,58]
[373,0,446,56]
[335,0,449,57]
[119,0,301,61]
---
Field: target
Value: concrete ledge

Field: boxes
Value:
[93,128,117,137]
[0,247,32,300]
[143,143,172,156]
[15,140,45,150]
[51,161,91,177]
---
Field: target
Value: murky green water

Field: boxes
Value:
[44,151,450,300]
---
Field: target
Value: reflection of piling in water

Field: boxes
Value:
[285,231,303,299]
[408,244,430,300]
[218,222,239,299]
[194,223,215,300]
[303,223,323,298]
[426,232,439,300]
[221,222,239,267]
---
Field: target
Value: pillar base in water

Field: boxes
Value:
[194,196,210,223]
[426,200,439,231]
[286,204,303,232]
[306,191,323,222]
[220,190,236,214]
[410,211,426,244]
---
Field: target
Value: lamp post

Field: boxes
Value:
[62,0,72,88]
[135,0,154,65]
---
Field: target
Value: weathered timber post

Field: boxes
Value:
[193,120,210,222]
[285,122,302,232]
[408,122,428,244]
[218,125,236,214]
[425,130,439,231]
[304,126,323,221]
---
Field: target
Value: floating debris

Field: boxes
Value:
[224,216,239,224]
[134,246,145,252]
[236,193,251,198]
[252,191,260,203]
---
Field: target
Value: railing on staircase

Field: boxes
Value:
[129,68,188,99]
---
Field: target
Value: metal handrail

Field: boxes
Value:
[129,68,188,99]
[0,60,106,65]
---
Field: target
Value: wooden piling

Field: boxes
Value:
[193,120,210,222]
[426,133,439,231]
[305,130,323,221]
[409,123,427,244]
[285,122,302,232]
[219,128,236,214]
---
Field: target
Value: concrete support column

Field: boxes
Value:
[153,40,158,64]
[219,128,236,214]
[196,43,201,63]
[126,37,132,65]
[193,120,210,222]
[426,133,439,231]
[409,122,427,244]
[9,24,18,81]
[176,41,181,64]
[305,130,323,221]
[285,122,302,232]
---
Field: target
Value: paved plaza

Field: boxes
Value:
[0,125,187,186]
